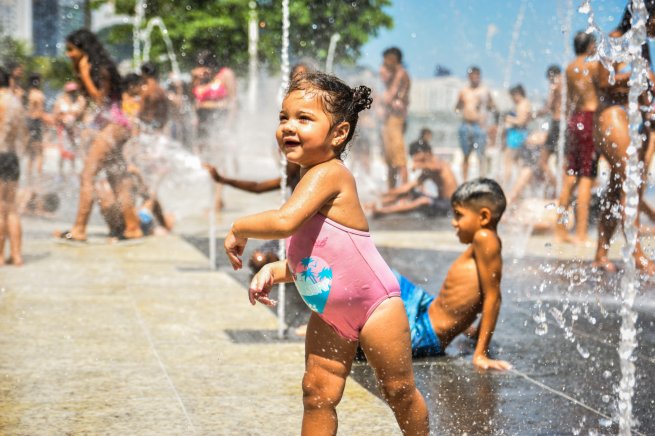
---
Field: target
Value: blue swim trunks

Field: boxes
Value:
[506,128,528,150]
[393,270,444,357]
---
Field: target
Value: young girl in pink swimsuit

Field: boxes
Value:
[225,72,429,435]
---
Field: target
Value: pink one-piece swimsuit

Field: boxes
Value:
[286,213,400,341]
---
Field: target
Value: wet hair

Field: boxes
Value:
[0,67,9,88]
[140,62,158,78]
[28,73,41,89]
[420,127,432,138]
[66,29,122,102]
[467,65,481,75]
[122,73,142,90]
[409,141,432,156]
[451,178,507,225]
[546,64,561,77]
[383,47,403,63]
[509,84,525,97]
[573,32,594,55]
[196,49,219,70]
[287,72,373,158]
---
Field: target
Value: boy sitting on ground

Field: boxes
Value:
[398,178,511,370]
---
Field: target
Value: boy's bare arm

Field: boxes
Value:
[472,230,511,370]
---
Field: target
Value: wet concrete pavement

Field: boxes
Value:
[2,148,655,434]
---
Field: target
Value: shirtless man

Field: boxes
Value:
[138,62,168,131]
[380,47,411,189]
[396,178,510,370]
[26,73,47,180]
[556,32,600,244]
[536,65,563,192]
[455,66,496,181]
[371,135,458,218]
[0,68,27,265]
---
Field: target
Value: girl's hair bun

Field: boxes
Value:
[351,85,373,113]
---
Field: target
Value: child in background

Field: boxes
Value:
[224,72,429,435]
[396,178,511,370]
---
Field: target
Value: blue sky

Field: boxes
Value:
[359,0,630,100]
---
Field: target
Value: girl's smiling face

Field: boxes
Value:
[276,89,347,168]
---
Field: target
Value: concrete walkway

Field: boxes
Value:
[0,231,397,435]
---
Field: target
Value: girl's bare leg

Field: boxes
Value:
[575,177,594,242]
[302,313,358,435]
[360,298,429,435]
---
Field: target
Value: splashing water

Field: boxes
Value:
[277,0,291,339]
[580,1,651,433]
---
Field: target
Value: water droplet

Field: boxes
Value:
[602,394,611,403]
[598,418,612,427]
[576,343,590,359]
[603,370,612,379]
[577,122,584,130]
[535,323,548,336]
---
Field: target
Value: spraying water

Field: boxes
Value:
[133,0,181,77]
[556,0,574,195]
[579,0,650,433]
[277,0,291,339]
[326,33,341,74]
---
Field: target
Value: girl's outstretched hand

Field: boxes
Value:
[248,266,277,307]
[224,229,247,270]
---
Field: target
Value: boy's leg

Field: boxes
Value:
[360,297,429,436]
[302,313,358,435]
[373,196,432,217]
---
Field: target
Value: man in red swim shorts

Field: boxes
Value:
[555,32,600,244]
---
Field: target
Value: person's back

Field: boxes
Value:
[418,155,458,200]
[566,46,599,113]
[0,87,25,153]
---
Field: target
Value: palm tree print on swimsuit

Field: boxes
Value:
[293,256,333,314]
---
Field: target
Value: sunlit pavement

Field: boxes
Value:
[1,149,655,434]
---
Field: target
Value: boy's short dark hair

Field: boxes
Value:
[383,47,402,63]
[467,65,481,75]
[28,73,41,88]
[573,31,595,55]
[420,127,432,138]
[546,64,561,78]
[509,84,525,97]
[451,178,506,225]
[140,62,158,78]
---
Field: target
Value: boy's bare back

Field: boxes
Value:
[428,229,503,349]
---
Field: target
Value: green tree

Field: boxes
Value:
[104,0,392,73]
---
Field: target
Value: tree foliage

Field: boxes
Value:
[105,0,392,73]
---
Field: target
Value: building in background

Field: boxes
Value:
[1,0,85,57]
[0,0,33,46]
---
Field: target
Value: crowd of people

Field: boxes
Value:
[1,4,655,432]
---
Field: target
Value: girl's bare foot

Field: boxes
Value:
[10,255,23,267]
